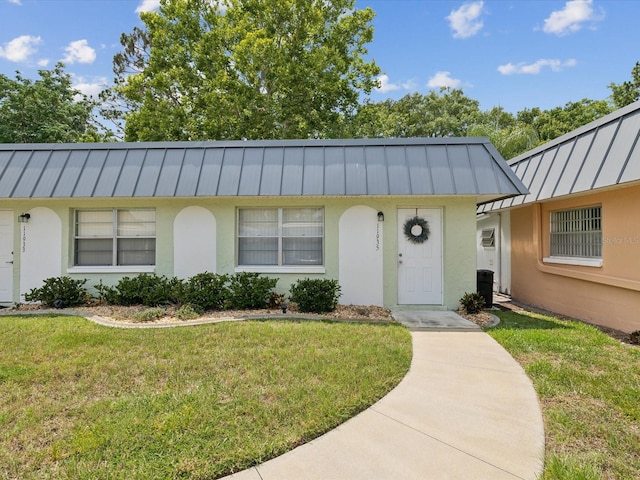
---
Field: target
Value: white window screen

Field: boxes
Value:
[550,206,601,258]
[238,208,323,266]
[75,209,156,266]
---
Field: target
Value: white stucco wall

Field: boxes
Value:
[20,207,62,301]
[338,205,384,306]
[173,206,217,278]
[476,211,511,294]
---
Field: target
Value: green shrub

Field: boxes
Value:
[227,273,278,310]
[268,292,286,309]
[98,274,183,306]
[134,307,166,322]
[459,292,486,314]
[24,276,89,308]
[181,272,229,311]
[174,304,204,320]
[289,278,341,313]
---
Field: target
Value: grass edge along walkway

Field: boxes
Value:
[0,315,412,480]
[488,310,640,480]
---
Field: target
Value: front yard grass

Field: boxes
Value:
[489,310,640,480]
[0,315,412,480]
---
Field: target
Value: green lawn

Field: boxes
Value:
[0,316,412,480]
[489,310,640,480]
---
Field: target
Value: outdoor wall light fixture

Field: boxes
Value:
[18,213,30,223]
[377,211,384,222]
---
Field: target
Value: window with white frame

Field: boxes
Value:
[74,209,156,266]
[238,208,323,267]
[550,206,602,258]
[481,228,495,248]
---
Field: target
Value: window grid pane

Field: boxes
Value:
[75,209,156,266]
[550,206,602,258]
[238,208,324,266]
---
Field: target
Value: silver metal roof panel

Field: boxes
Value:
[429,145,456,195]
[406,145,433,195]
[481,100,640,213]
[324,146,345,196]
[619,135,640,184]
[595,109,640,188]
[344,146,367,195]
[0,137,526,202]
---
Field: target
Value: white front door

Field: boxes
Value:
[397,208,442,305]
[0,211,13,302]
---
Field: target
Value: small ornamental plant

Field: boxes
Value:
[459,292,486,314]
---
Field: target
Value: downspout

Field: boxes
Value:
[497,212,502,293]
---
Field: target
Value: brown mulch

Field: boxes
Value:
[12,302,492,327]
[15,303,396,325]
[456,309,496,327]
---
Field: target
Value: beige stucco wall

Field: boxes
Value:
[4,195,477,310]
[510,183,640,333]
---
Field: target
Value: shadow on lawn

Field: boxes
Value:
[491,309,570,331]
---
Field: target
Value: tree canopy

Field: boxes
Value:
[0,63,103,143]
[609,61,640,109]
[108,0,380,141]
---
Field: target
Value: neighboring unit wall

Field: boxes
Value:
[476,211,511,294]
[510,185,640,333]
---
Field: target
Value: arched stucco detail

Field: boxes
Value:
[20,207,62,300]
[339,206,383,306]
[173,206,217,279]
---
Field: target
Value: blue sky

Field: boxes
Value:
[1,0,638,114]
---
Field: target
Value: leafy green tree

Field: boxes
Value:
[0,63,104,143]
[516,99,612,144]
[350,88,483,138]
[108,0,380,141]
[609,61,640,108]
[468,122,538,160]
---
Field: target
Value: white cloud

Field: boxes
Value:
[37,58,49,67]
[136,0,160,13]
[62,39,96,64]
[543,0,604,36]
[7,0,22,5]
[401,79,418,90]
[427,71,462,89]
[73,76,108,99]
[446,1,485,39]
[498,58,578,75]
[375,74,401,93]
[0,35,42,62]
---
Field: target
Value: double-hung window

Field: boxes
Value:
[238,208,323,268]
[549,206,602,260]
[74,209,156,267]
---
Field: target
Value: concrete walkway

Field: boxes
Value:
[222,311,545,480]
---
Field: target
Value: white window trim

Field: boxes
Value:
[74,208,156,268]
[235,266,326,274]
[543,256,603,268]
[237,207,324,268]
[68,266,156,274]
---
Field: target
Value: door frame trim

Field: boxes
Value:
[397,207,443,305]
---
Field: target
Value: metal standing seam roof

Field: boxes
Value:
[479,100,640,214]
[0,137,526,203]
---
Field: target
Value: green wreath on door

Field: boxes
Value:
[403,216,430,244]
